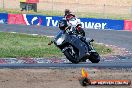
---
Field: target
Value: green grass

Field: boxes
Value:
[0,32,62,58]
[0,8,132,20]
[0,32,112,58]
[93,43,112,55]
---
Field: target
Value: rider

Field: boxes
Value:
[63,9,85,36]
[64,10,90,61]
[64,9,94,42]
[48,9,87,45]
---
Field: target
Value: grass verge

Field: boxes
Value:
[0,32,112,58]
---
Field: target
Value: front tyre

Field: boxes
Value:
[89,52,100,63]
[63,48,79,64]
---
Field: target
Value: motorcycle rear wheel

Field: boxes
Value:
[89,52,100,63]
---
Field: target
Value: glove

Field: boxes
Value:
[48,41,53,45]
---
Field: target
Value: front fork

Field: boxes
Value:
[80,37,96,53]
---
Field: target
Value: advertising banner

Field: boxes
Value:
[80,18,124,30]
[0,13,125,30]
[8,14,26,24]
[124,20,132,31]
[23,15,125,30]
[0,13,8,24]
[44,16,62,26]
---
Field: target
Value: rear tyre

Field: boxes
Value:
[63,48,79,64]
[89,52,100,63]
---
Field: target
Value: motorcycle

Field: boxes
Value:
[48,20,100,64]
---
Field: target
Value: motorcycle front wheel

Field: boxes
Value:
[63,47,79,64]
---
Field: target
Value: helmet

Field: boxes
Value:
[65,14,75,21]
[64,9,71,16]
[58,20,68,30]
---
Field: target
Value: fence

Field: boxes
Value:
[0,0,132,19]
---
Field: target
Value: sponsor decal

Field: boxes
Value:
[8,14,26,24]
[45,16,107,29]
[80,18,124,30]
[23,14,43,25]
[23,15,62,26]
[81,21,107,29]
[0,13,8,24]
[41,16,124,30]
[0,19,7,24]
[46,16,62,26]
[79,68,131,86]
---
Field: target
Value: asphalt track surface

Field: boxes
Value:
[0,61,132,69]
[0,24,132,68]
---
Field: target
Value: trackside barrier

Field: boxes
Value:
[7,13,124,30]
[124,20,132,31]
[0,13,132,31]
